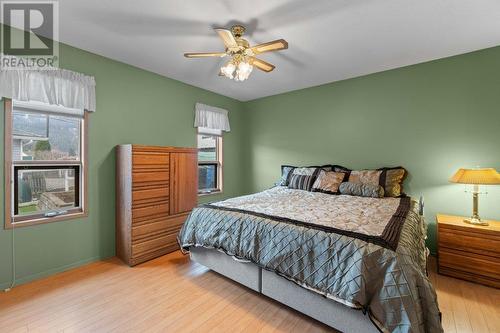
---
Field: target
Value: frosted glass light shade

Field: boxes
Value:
[235,62,253,81]
[220,63,236,79]
[450,168,500,185]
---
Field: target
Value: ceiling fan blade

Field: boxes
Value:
[184,52,226,58]
[214,28,238,49]
[251,39,288,55]
[249,57,275,72]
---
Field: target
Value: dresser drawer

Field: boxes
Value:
[132,152,169,170]
[133,170,169,187]
[439,248,500,280]
[132,213,188,240]
[439,227,500,258]
[132,187,169,206]
[129,246,178,266]
[132,233,178,258]
[132,202,169,221]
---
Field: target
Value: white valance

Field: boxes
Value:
[0,68,96,112]
[194,103,230,132]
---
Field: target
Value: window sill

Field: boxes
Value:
[198,190,222,197]
[5,210,88,229]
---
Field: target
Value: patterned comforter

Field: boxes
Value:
[178,187,443,333]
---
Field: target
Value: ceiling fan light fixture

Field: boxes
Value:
[220,57,253,82]
[235,61,253,81]
[220,61,236,79]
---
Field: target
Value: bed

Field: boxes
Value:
[177,186,443,333]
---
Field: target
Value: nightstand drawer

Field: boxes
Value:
[439,248,500,280]
[439,228,500,258]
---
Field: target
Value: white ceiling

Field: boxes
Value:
[11,0,500,101]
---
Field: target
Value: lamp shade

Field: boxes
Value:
[450,168,500,185]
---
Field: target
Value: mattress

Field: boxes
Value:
[178,187,443,333]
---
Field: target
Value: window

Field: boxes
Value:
[4,99,88,228]
[197,129,223,194]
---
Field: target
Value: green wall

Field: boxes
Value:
[243,46,500,254]
[0,41,246,289]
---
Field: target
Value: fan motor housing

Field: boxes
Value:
[231,25,246,38]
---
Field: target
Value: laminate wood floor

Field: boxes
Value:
[0,251,499,332]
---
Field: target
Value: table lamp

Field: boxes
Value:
[450,168,500,225]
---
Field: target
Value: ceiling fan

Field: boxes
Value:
[184,25,288,82]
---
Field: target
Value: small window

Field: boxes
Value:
[4,99,88,228]
[197,129,222,194]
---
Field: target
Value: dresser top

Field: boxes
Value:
[117,144,197,154]
[437,214,500,234]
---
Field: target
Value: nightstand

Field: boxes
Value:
[437,214,500,288]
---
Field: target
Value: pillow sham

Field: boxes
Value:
[277,164,332,186]
[339,182,385,198]
[311,170,345,194]
[332,165,407,197]
[288,167,320,191]
[277,165,296,186]
[380,167,407,197]
[348,170,382,185]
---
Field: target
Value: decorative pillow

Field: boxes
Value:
[348,170,383,185]
[339,182,385,198]
[277,165,296,186]
[288,167,320,191]
[311,171,345,194]
[379,167,407,197]
[332,165,407,197]
[277,164,332,186]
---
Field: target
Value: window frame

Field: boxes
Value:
[197,129,223,196]
[4,98,89,229]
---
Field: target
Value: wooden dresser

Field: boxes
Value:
[437,214,500,288]
[116,145,198,266]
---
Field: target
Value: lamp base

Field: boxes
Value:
[464,217,489,226]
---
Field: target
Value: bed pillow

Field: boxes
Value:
[288,167,320,191]
[379,167,407,197]
[339,182,385,198]
[277,165,296,186]
[277,164,332,186]
[348,170,383,185]
[332,166,407,197]
[311,170,345,194]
